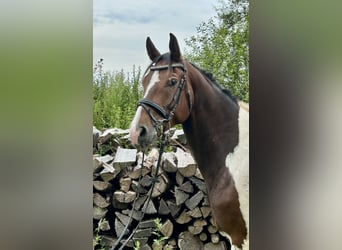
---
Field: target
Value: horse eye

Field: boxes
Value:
[168,77,178,87]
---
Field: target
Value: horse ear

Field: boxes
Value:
[169,33,181,62]
[146,37,161,61]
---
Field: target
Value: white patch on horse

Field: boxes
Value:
[225,106,249,250]
[143,70,159,98]
[129,106,142,145]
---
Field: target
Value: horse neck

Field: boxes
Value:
[182,63,239,185]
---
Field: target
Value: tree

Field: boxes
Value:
[185,0,249,102]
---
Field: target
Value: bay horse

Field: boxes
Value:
[129,33,249,250]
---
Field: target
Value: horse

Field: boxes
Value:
[129,33,249,250]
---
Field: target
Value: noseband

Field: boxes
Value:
[137,61,192,130]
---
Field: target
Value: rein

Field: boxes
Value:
[111,129,168,250]
[111,60,191,249]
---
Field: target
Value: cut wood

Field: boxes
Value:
[208,224,218,234]
[187,207,202,218]
[189,177,207,193]
[200,206,212,219]
[178,181,194,193]
[178,231,204,250]
[134,228,152,238]
[93,206,108,220]
[120,177,132,192]
[162,152,177,173]
[122,209,143,221]
[167,201,181,218]
[158,198,170,215]
[93,193,110,208]
[98,219,110,231]
[113,147,137,168]
[204,242,227,250]
[185,191,204,210]
[142,199,157,214]
[151,174,169,198]
[131,180,149,194]
[138,219,157,229]
[175,210,192,224]
[93,180,113,192]
[176,171,184,186]
[199,232,208,242]
[210,233,220,244]
[113,190,136,203]
[175,187,190,206]
[115,217,129,238]
[160,219,173,238]
[175,148,197,177]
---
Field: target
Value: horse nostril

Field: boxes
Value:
[139,126,147,138]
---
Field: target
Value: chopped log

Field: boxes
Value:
[204,242,227,250]
[133,196,148,210]
[176,171,184,186]
[178,181,194,193]
[175,210,192,224]
[93,206,108,220]
[189,177,207,193]
[158,198,170,215]
[144,148,159,168]
[140,244,152,250]
[194,168,204,180]
[162,152,177,173]
[138,219,157,229]
[185,191,204,210]
[93,126,101,147]
[99,128,129,144]
[175,187,190,206]
[122,209,143,221]
[115,212,131,226]
[95,154,114,164]
[134,228,152,238]
[132,238,149,248]
[127,164,151,179]
[120,177,132,192]
[131,180,149,194]
[210,233,220,244]
[142,199,157,214]
[208,224,218,234]
[140,174,153,187]
[98,219,110,231]
[112,198,129,210]
[178,231,204,250]
[114,190,137,203]
[188,225,203,235]
[100,235,116,248]
[151,173,169,198]
[171,129,187,144]
[113,147,137,168]
[93,193,110,208]
[93,154,103,173]
[202,196,210,206]
[175,148,197,177]
[93,180,113,192]
[200,206,211,218]
[187,207,202,218]
[160,219,173,238]
[167,201,181,218]
[199,232,208,242]
[194,219,207,227]
[100,162,120,182]
[115,217,129,237]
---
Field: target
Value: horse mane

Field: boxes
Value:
[188,62,238,104]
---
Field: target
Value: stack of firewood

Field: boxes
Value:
[93,127,230,250]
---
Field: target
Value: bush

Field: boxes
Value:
[93,60,142,130]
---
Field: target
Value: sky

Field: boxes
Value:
[93,0,218,73]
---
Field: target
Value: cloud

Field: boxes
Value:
[93,0,218,72]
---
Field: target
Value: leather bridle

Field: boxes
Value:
[137,58,192,130]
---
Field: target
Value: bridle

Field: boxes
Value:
[111,57,193,250]
[137,57,192,132]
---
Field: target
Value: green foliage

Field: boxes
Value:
[93,218,106,250]
[152,218,169,249]
[185,0,249,102]
[93,59,142,130]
